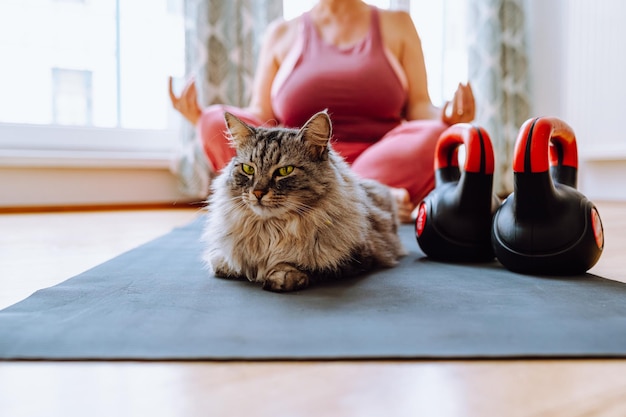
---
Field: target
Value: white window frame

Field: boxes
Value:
[0,0,183,171]
[0,123,177,169]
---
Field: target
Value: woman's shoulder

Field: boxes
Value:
[378,8,419,39]
[378,8,416,29]
[263,16,302,61]
[265,15,300,44]
[377,8,421,57]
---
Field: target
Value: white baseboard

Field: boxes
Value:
[0,149,200,209]
[0,166,197,208]
[0,147,201,209]
[579,159,626,202]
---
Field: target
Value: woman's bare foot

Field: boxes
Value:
[411,205,420,222]
[389,187,415,224]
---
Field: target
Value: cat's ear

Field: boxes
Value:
[224,112,255,148]
[299,110,332,159]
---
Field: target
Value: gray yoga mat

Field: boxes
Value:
[1,218,625,360]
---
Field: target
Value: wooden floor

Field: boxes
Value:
[1,202,625,417]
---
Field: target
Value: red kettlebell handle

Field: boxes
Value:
[435,123,495,174]
[512,117,578,173]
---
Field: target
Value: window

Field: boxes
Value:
[410,0,467,106]
[52,68,93,126]
[0,0,185,155]
[0,0,184,129]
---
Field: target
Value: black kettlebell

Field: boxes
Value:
[491,117,604,275]
[415,123,499,262]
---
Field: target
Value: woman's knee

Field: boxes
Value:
[196,105,268,171]
[198,104,232,139]
[196,105,240,171]
[399,119,448,140]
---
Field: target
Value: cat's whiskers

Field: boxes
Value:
[279,199,317,217]
[223,195,248,212]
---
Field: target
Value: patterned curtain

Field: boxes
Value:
[467,0,530,197]
[174,0,283,198]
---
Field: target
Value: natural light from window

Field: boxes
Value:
[0,0,185,131]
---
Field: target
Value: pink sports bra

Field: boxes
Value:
[271,7,407,156]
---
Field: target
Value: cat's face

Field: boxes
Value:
[224,111,333,218]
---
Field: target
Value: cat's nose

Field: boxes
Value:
[252,189,266,201]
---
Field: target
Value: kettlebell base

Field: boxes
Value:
[416,222,495,263]
[492,230,602,276]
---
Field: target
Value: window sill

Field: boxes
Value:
[0,122,179,152]
[0,122,181,170]
[0,149,174,170]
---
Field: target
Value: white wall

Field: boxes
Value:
[0,166,192,208]
[526,0,626,201]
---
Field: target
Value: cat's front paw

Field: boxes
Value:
[262,264,310,292]
[210,257,242,279]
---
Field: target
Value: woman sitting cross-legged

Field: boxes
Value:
[169,0,475,223]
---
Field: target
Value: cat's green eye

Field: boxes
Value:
[276,165,294,177]
[241,163,255,175]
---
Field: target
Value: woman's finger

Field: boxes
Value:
[183,77,196,93]
[459,85,472,112]
[463,84,476,119]
[441,100,452,124]
[168,76,178,106]
[184,82,198,109]
[455,83,464,115]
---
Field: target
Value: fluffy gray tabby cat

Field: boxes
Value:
[202,110,406,292]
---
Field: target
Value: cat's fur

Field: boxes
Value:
[202,110,406,292]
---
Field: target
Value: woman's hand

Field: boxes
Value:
[442,82,475,125]
[168,76,202,126]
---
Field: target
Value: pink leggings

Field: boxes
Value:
[197,104,448,205]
